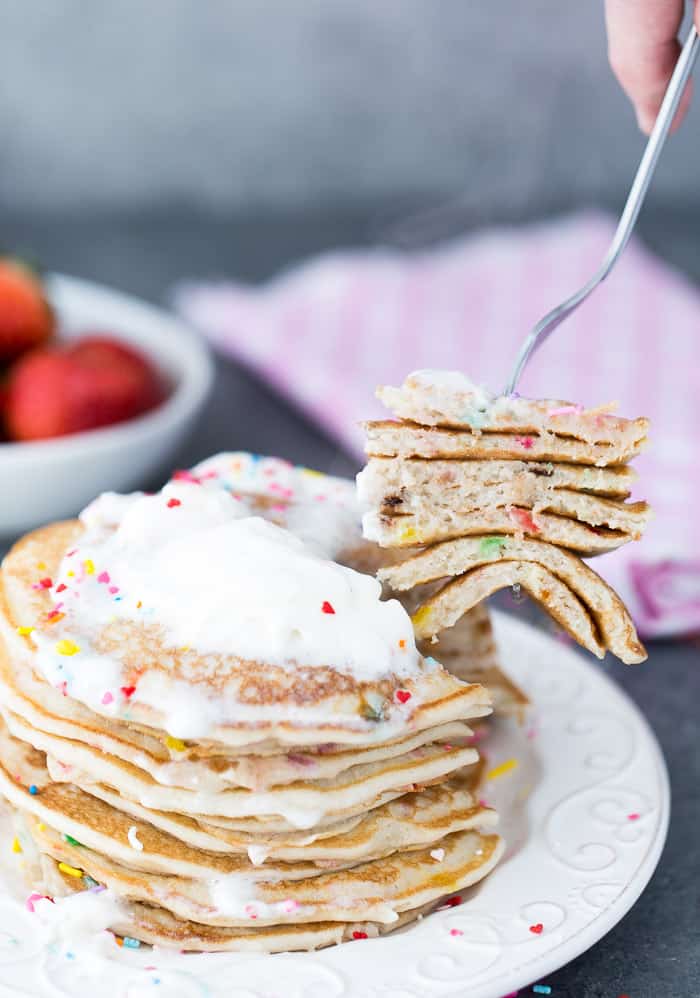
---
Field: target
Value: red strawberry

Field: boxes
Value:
[0,259,54,362]
[5,335,164,442]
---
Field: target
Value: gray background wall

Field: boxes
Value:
[1,0,698,220]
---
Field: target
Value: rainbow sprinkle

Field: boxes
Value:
[58,862,84,878]
[478,536,507,559]
[83,559,95,575]
[165,736,186,753]
[11,837,22,854]
[487,758,519,780]
[56,639,80,657]
[411,606,432,629]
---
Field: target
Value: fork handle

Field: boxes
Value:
[504,24,700,397]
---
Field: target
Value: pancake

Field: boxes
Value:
[358,457,636,507]
[0,516,491,749]
[381,536,646,664]
[363,506,628,553]
[376,370,650,445]
[365,421,647,467]
[37,859,460,953]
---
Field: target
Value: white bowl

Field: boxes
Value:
[0,273,214,537]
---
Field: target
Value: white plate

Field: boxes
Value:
[0,612,669,998]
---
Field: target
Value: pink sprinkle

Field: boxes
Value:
[526,726,538,739]
[97,571,110,584]
[449,928,464,937]
[101,692,114,705]
[478,798,490,808]
[507,506,540,534]
[548,403,583,417]
[502,992,520,997]
[628,812,641,821]
[172,469,200,484]
[469,727,488,744]
[66,549,77,558]
[281,899,299,913]
[244,904,258,919]
[108,586,119,594]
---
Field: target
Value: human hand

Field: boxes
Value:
[605,0,699,133]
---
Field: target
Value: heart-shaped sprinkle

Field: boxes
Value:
[352,931,368,940]
[167,498,182,508]
[121,686,136,699]
[395,690,411,704]
[321,601,335,614]
[56,583,67,593]
[97,571,110,584]
[449,928,464,937]
[101,692,114,705]
[529,923,544,934]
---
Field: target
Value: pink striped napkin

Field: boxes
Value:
[174,213,700,639]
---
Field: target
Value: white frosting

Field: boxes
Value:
[190,452,364,559]
[409,369,495,405]
[29,458,424,739]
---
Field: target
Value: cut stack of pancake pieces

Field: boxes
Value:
[359,370,651,664]
[0,454,505,953]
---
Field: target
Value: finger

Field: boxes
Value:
[605,0,687,133]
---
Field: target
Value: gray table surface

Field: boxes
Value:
[2,207,698,998]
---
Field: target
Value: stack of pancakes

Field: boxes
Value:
[0,456,504,952]
[359,370,651,664]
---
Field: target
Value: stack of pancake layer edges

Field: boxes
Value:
[359,370,650,665]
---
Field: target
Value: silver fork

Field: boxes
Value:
[505,24,700,396]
